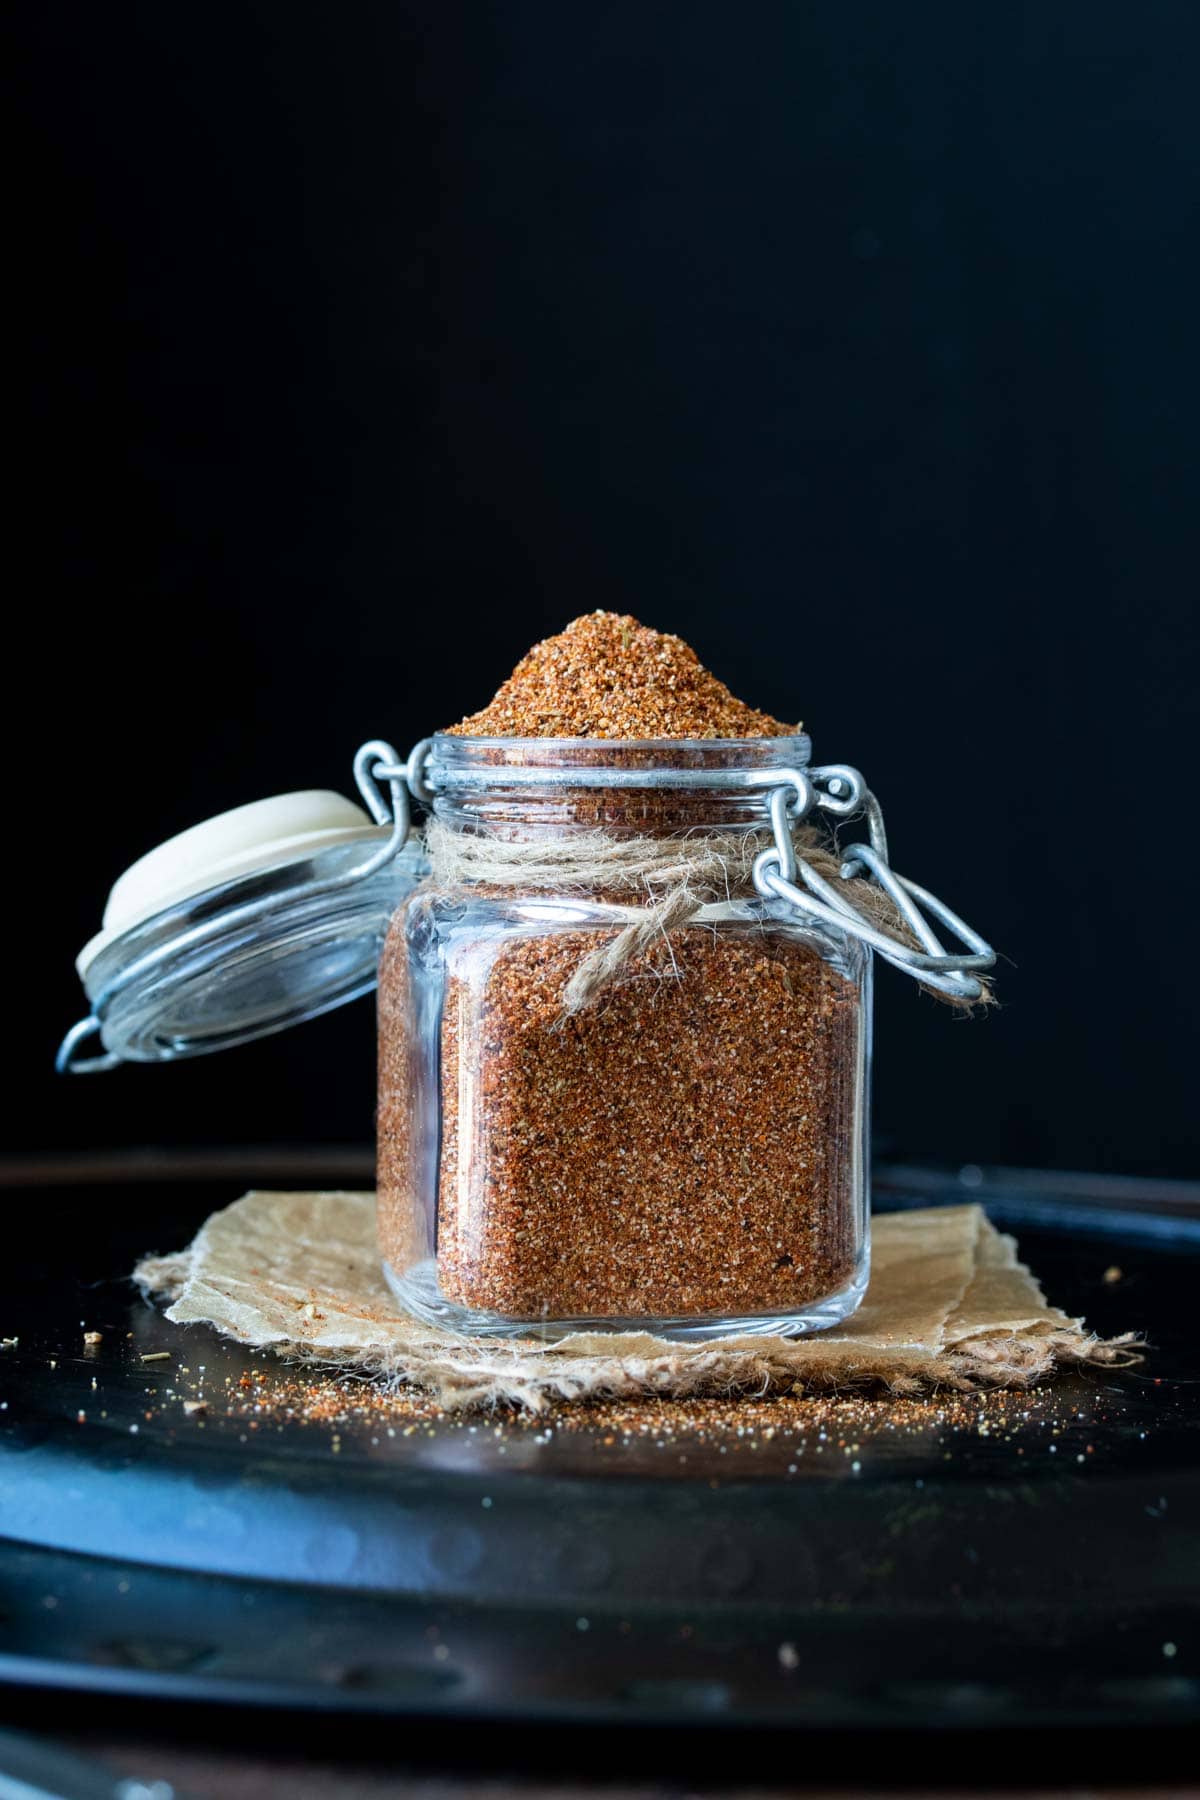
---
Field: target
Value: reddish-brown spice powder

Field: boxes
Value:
[433,928,858,1317]
[447,611,799,740]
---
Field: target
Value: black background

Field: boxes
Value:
[8,2,1198,1176]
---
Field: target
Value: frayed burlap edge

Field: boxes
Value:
[134,1243,1140,1416]
[243,1327,1140,1414]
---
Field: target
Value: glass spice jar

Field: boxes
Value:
[378,735,875,1339]
[58,721,992,1343]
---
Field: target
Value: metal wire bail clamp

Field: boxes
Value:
[752,765,996,1002]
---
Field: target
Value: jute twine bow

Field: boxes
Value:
[423,819,988,1013]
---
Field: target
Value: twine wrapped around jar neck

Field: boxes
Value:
[422,817,986,1013]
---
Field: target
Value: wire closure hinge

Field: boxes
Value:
[354,738,435,821]
[54,1015,121,1075]
[751,765,996,1001]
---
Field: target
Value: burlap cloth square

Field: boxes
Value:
[135,1194,1136,1412]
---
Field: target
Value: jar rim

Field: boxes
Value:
[424,733,814,832]
[427,732,813,792]
[431,732,811,755]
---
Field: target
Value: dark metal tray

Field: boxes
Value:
[0,1153,1196,1742]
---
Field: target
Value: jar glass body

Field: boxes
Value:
[377,738,872,1340]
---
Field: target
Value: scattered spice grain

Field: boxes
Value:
[192,1366,1120,1465]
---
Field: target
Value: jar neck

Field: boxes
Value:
[425,734,813,838]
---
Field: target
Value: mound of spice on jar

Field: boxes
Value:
[446,611,796,740]
[377,613,870,1339]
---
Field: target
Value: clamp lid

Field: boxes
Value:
[59,747,427,1072]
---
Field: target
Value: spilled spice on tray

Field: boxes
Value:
[187,1364,1125,1469]
[447,611,798,739]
